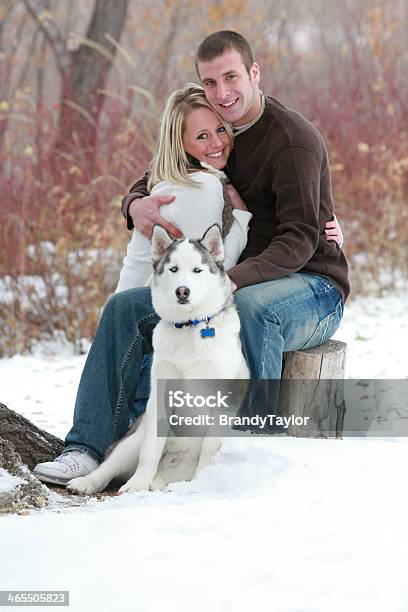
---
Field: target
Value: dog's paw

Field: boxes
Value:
[118,476,151,495]
[67,476,100,495]
[151,474,168,491]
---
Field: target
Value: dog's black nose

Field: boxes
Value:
[176,286,190,301]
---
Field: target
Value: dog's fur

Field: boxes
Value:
[67,224,249,495]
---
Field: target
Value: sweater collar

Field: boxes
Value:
[232,93,265,137]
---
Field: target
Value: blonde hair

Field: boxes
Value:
[147,83,233,191]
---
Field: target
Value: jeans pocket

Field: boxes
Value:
[300,300,343,351]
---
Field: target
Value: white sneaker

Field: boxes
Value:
[33,450,99,485]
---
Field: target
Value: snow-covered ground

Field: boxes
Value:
[0,291,407,612]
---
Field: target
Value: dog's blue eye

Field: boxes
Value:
[169,266,178,273]
[193,267,202,273]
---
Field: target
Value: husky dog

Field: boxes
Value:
[67,224,249,495]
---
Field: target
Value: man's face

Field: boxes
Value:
[197,50,261,126]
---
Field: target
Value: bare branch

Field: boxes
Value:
[0,0,16,48]
[21,0,71,74]
[12,28,39,96]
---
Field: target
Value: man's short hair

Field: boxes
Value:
[195,30,254,75]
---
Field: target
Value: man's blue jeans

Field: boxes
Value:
[64,272,343,462]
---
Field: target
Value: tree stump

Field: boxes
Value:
[278,340,347,438]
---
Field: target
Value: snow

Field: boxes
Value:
[0,290,407,611]
[332,291,407,378]
[0,468,25,492]
[0,338,88,439]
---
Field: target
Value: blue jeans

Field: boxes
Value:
[64,273,343,462]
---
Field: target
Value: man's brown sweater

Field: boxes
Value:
[121,96,350,301]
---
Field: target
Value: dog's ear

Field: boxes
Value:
[151,225,174,262]
[200,224,224,263]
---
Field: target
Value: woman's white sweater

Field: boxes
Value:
[115,171,252,293]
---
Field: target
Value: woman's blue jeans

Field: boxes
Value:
[64,273,344,462]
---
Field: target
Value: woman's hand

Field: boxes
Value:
[226,184,344,246]
[325,214,344,247]
[225,183,248,212]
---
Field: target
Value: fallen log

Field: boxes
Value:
[0,402,64,470]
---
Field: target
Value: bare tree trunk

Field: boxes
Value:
[0,3,28,143]
[22,0,129,170]
[58,0,129,166]
[0,403,63,470]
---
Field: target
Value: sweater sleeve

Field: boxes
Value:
[227,146,321,289]
[114,230,153,292]
[223,209,252,270]
[117,173,251,292]
[156,174,224,239]
[157,175,251,270]
[121,171,149,230]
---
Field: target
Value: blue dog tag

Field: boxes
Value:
[201,327,215,338]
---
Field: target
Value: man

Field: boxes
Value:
[34,31,348,485]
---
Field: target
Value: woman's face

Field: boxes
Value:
[182,107,232,170]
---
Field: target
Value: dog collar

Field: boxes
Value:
[173,304,232,338]
[175,316,215,338]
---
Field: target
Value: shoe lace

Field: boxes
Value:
[57,452,84,470]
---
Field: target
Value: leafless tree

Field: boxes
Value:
[22,0,129,167]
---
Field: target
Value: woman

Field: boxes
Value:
[32,84,344,486]
[115,83,252,292]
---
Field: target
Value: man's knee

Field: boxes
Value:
[234,283,278,320]
[234,275,312,321]
[105,287,154,319]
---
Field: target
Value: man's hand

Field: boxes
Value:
[325,214,343,247]
[129,195,183,240]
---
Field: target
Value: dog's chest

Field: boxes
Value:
[153,316,244,376]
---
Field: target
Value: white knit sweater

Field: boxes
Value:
[115,171,252,293]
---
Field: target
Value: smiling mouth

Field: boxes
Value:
[220,98,239,108]
[207,150,224,159]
